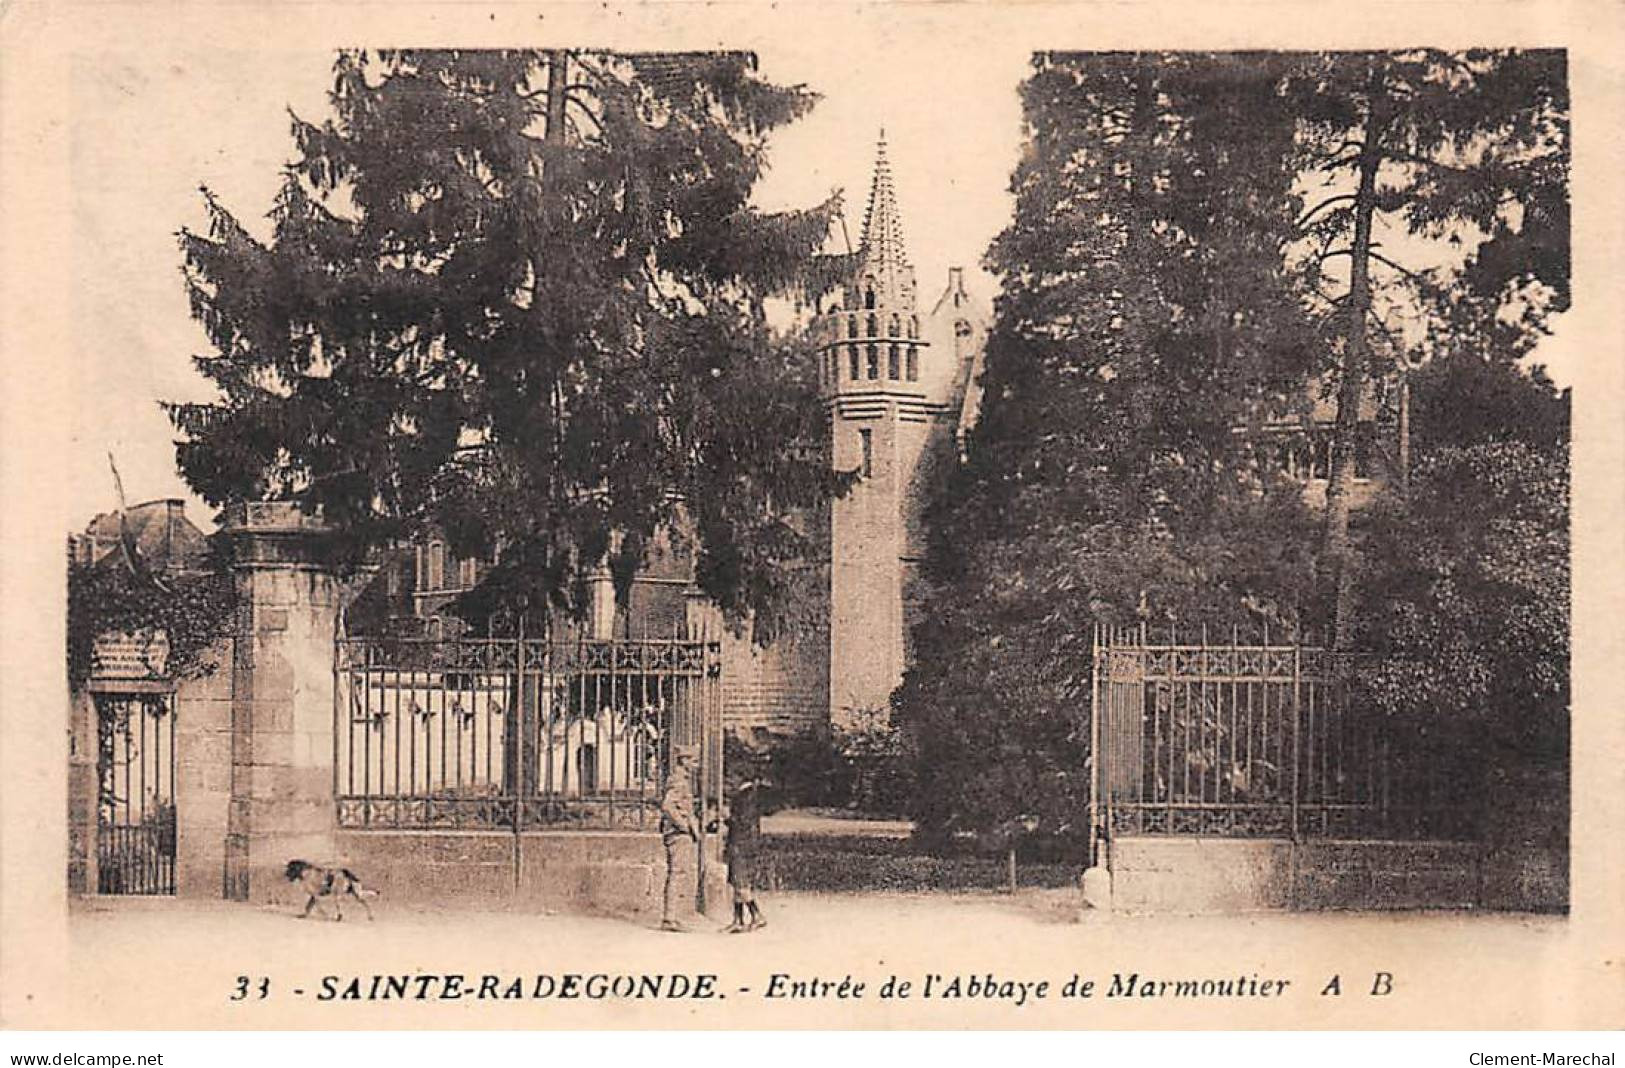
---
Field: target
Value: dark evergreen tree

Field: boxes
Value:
[895,53,1321,841]
[169,50,848,633]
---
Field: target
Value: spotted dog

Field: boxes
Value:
[284,859,376,922]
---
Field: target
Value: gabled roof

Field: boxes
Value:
[71,499,211,573]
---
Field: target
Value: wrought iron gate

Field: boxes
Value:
[334,630,724,831]
[95,693,177,895]
[1089,624,1475,856]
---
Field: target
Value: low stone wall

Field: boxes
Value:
[1109,836,1563,914]
[333,830,727,922]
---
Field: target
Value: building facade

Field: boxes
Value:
[812,137,989,726]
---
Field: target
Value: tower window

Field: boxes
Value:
[867,314,878,337]
[906,347,919,381]
[864,287,875,310]
[848,344,859,380]
[889,314,900,337]
[847,315,857,339]
[866,344,878,380]
[955,319,972,338]
[888,344,900,380]
[427,540,445,590]
[908,316,918,339]
[860,429,873,479]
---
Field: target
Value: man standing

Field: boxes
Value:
[659,746,700,932]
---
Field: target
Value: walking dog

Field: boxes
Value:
[285,859,377,921]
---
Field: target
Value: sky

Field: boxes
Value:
[62,38,1577,533]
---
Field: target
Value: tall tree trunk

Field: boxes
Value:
[1323,79,1386,650]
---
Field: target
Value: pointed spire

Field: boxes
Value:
[860,130,910,273]
[854,128,915,313]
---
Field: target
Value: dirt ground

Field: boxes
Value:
[22,891,1603,1029]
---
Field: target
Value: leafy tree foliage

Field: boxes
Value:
[1352,354,1569,776]
[169,50,847,633]
[67,549,236,690]
[1287,49,1569,644]
[1354,438,1569,769]
[1406,348,1568,456]
[895,53,1324,839]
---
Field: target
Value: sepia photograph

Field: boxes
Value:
[1,0,1621,1044]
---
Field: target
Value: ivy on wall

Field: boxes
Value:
[66,548,238,691]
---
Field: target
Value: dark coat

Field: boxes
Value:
[723,785,763,884]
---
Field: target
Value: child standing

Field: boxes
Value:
[722,779,766,933]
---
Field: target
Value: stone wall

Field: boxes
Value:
[66,690,96,895]
[221,504,345,903]
[335,830,726,921]
[69,503,733,922]
[721,625,828,736]
[173,646,233,898]
[1108,834,1564,914]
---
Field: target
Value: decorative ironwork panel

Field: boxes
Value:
[336,633,720,832]
[1092,631,1477,846]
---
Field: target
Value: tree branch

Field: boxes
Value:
[1294,193,1358,232]
[1380,145,1475,176]
[1367,249,1434,289]
[565,95,603,138]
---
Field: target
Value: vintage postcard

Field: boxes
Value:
[1,0,1621,1036]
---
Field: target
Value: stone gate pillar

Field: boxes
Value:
[221,502,346,902]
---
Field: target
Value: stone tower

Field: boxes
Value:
[816,134,989,728]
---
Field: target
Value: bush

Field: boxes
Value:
[728,711,914,817]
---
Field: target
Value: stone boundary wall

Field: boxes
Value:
[333,831,727,922]
[1109,836,1566,914]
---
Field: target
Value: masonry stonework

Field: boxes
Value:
[221,502,346,903]
[816,137,989,728]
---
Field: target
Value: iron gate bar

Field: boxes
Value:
[335,630,719,832]
[95,693,177,895]
[1092,627,1475,842]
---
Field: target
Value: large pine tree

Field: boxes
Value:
[169,50,847,629]
[895,53,1321,840]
